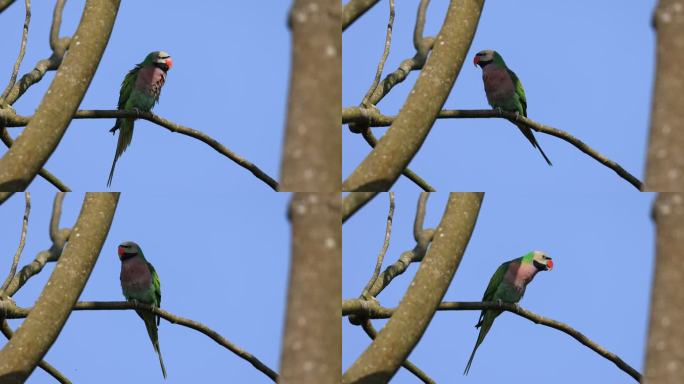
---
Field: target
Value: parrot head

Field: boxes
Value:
[143,51,173,72]
[118,241,142,261]
[473,49,500,68]
[531,250,553,271]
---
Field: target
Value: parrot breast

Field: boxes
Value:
[120,257,155,302]
[482,66,516,110]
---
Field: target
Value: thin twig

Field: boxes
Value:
[342,300,642,382]
[3,109,279,190]
[0,320,71,383]
[361,0,394,107]
[360,319,436,384]
[361,192,394,298]
[413,0,433,55]
[343,107,643,190]
[0,192,30,293]
[0,0,30,102]
[49,192,65,243]
[413,192,429,242]
[49,0,67,51]
[2,301,279,382]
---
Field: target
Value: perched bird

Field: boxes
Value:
[473,50,552,165]
[464,251,553,375]
[118,241,167,378]
[107,51,173,186]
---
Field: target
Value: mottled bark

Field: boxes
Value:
[279,193,341,383]
[0,193,119,383]
[644,0,684,191]
[644,193,684,383]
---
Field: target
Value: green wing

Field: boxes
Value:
[481,260,510,302]
[507,68,527,117]
[146,261,162,325]
[117,65,140,110]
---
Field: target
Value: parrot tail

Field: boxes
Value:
[142,311,167,379]
[464,310,500,375]
[516,123,553,166]
[107,119,134,187]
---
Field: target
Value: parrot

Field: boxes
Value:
[473,49,552,166]
[463,250,553,375]
[118,241,167,378]
[107,51,173,186]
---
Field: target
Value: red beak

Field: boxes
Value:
[165,57,173,70]
[547,259,554,270]
[473,55,480,66]
[117,246,124,258]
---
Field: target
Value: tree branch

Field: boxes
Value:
[279,193,341,383]
[1,109,279,191]
[360,0,394,108]
[0,192,119,383]
[0,320,71,384]
[1,300,278,382]
[342,0,381,31]
[280,0,341,191]
[342,299,642,382]
[343,0,484,191]
[0,0,119,197]
[0,192,30,294]
[0,0,16,13]
[343,107,644,190]
[360,192,394,298]
[0,0,30,103]
[343,192,484,383]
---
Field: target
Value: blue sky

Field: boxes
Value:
[344,0,656,192]
[1,1,290,192]
[0,191,291,383]
[343,191,654,383]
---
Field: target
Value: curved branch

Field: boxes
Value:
[0,0,119,196]
[0,192,119,383]
[342,300,642,382]
[343,192,484,383]
[343,107,643,190]
[2,109,279,191]
[0,192,30,294]
[0,0,30,103]
[342,0,381,31]
[343,1,485,191]
[360,192,394,298]
[0,320,71,384]
[2,301,278,382]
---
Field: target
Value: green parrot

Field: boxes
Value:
[107,51,173,186]
[464,250,553,375]
[118,241,167,378]
[473,49,552,166]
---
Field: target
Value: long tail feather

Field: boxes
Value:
[141,311,167,379]
[464,310,500,375]
[516,123,552,166]
[107,119,134,186]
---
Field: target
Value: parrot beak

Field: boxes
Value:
[117,246,125,258]
[546,259,554,270]
[473,55,480,67]
[165,57,173,70]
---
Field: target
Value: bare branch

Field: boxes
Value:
[360,319,435,384]
[280,1,341,191]
[2,109,278,191]
[0,0,30,103]
[361,192,394,298]
[343,107,643,190]
[0,192,119,383]
[280,193,341,383]
[0,192,30,294]
[0,1,120,197]
[343,1,485,191]
[342,299,642,382]
[361,0,394,107]
[2,300,278,382]
[49,0,67,52]
[413,192,429,242]
[49,192,65,243]
[0,0,16,13]
[343,193,484,383]
[413,0,432,53]
[644,193,684,383]
[342,0,380,31]
[0,320,71,384]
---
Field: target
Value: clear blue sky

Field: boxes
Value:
[1,1,290,191]
[1,191,291,383]
[343,1,656,192]
[343,191,654,383]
